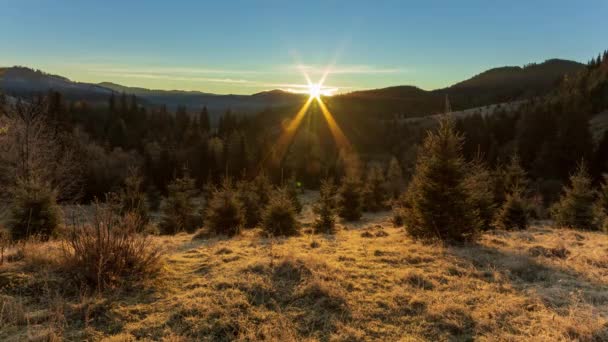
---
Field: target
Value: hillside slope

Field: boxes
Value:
[1,204,607,341]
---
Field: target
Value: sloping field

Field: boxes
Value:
[1,210,607,341]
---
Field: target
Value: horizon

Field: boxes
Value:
[0,56,585,96]
[1,1,606,95]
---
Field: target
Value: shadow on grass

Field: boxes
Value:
[448,243,608,312]
[242,256,351,340]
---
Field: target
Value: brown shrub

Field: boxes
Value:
[62,203,162,292]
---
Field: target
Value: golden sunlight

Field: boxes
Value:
[308,83,322,99]
[266,66,353,167]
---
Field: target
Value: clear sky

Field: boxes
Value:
[1,0,606,94]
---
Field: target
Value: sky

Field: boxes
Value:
[0,0,606,95]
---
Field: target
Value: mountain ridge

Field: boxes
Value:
[0,58,586,116]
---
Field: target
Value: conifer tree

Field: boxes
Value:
[159,170,198,234]
[337,175,363,221]
[284,174,302,213]
[401,117,481,242]
[313,179,337,233]
[8,177,62,240]
[118,167,149,231]
[252,171,273,208]
[552,162,598,230]
[236,179,262,228]
[464,158,496,230]
[262,189,298,236]
[205,179,244,236]
[362,165,387,212]
[494,190,529,230]
[503,154,528,193]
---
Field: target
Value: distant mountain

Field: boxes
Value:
[0,58,586,118]
[97,81,307,113]
[0,67,308,115]
[0,66,112,101]
[441,59,585,108]
[329,59,586,117]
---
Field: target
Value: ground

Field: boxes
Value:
[1,198,608,341]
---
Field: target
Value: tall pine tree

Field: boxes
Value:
[401,117,481,242]
[552,162,598,230]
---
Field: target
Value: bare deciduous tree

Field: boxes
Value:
[0,95,80,203]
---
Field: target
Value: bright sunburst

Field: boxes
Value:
[265,64,352,167]
[308,83,322,99]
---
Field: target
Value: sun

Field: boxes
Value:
[308,83,322,99]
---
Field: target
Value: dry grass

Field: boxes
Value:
[1,206,608,341]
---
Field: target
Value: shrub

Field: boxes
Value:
[464,158,496,230]
[262,189,298,236]
[494,190,529,230]
[205,180,244,236]
[313,179,337,233]
[337,175,363,221]
[402,117,481,243]
[8,178,62,241]
[62,202,162,292]
[551,162,599,230]
[236,180,262,228]
[362,165,387,212]
[159,171,198,234]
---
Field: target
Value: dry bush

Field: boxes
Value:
[62,203,162,292]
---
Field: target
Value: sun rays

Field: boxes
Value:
[268,65,352,166]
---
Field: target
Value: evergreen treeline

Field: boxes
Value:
[1,50,607,241]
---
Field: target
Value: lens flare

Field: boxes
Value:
[265,64,353,169]
[308,83,321,99]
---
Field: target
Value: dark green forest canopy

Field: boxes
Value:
[1,51,607,203]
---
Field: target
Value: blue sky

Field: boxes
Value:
[0,0,606,94]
